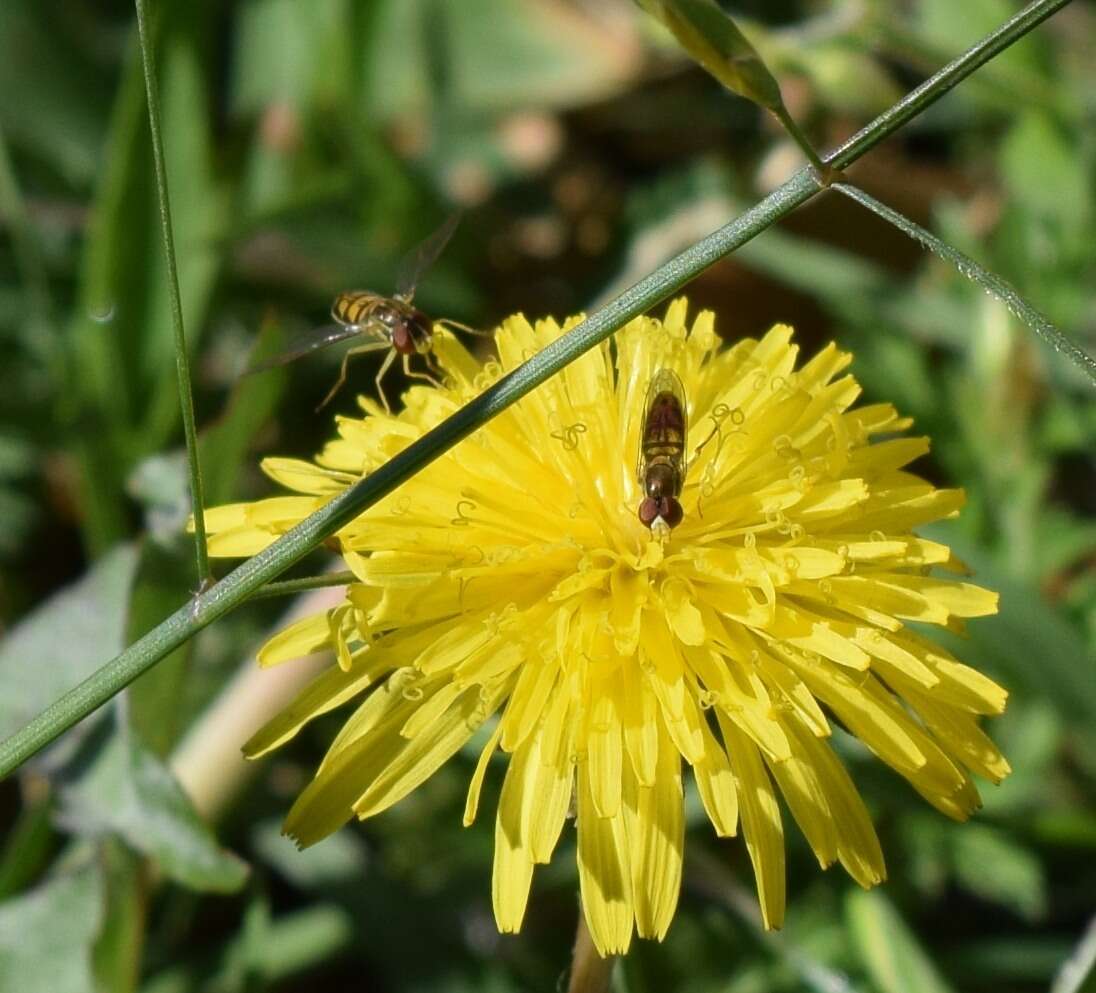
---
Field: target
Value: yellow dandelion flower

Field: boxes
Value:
[205,300,1009,956]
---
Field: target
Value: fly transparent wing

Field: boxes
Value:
[637,368,688,483]
[651,368,687,451]
[247,323,377,374]
[394,212,462,300]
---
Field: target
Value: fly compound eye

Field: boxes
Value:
[659,497,684,529]
[391,318,418,355]
[638,497,661,528]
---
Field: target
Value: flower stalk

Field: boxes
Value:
[568,915,616,993]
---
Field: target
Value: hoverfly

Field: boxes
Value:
[637,368,688,532]
[251,213,475,411]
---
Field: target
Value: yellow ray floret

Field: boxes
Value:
[204,300,1008,956]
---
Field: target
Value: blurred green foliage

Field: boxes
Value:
[0,1,1093,991]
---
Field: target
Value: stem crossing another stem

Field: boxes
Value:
[0,0,1076,780]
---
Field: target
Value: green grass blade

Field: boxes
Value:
[0,0,1075,779]
[134,0,211,584]
[832,182,1096,386]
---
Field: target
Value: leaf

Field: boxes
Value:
[950,823,1046,920]
[0,545,138,743]
[56,717,249,894]
[214,889,273,993]
[977,699,1060,816]
[356,0,432,124]
[896,812,950,897]
[634,0,783,110]
[361,0,640,122]
[0,862,104,993]
[0,6,108,187]
[232,0,351,118]
[444,0,641,113]
[140,905,355,993]
[242,906,355,984]
[924,525,1096,730]
[999,111,1093,235]
[846,889,957,993]
[251,818,367,889]
[1028,507,1096,582]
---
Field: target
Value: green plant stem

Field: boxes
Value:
[0,0,1073,780]
[832,183,1096,385]
[872,19,1065,119]
[770,105,829,178]
[134,0,211,586]
[823,0,1073,170]
[248,572,358,600]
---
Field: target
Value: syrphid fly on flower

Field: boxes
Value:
[250,213,482,411]
[637,368,688,533]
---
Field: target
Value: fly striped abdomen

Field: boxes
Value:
[332,291,383,327]
[638,369,688,531]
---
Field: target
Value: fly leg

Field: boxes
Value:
[374,348,398,414]
[403,353,443,390]
[316,341,389,412]
[423,351,444,380]
[437,317,491,338]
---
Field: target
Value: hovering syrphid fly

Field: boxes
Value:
[250,213,478,411]
[637,368,688,533]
